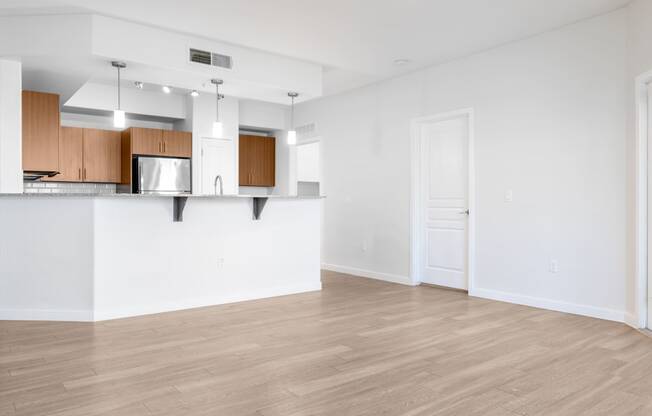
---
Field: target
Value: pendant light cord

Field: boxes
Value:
[216,82,220,122]
[117,66,121,111]
[291,95,295,131]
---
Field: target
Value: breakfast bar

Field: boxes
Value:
[0,195,322,322]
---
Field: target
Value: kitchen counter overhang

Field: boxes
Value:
[2,193,324,221]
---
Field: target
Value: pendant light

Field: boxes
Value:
[211,79,224,137]
[287,92,298,145]
[111,61,126,128]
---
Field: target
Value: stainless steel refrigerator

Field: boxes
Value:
[134,156,192,195]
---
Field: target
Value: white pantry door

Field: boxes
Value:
[420,115,469,290]
[201,138,235,195]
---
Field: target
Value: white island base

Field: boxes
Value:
[0,196,322,322]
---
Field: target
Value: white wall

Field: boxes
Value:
[0,60,22,193]
[239,99,288,131]
[62,112,174,131]
[624,0,652,322]
[272,129,296,196]
[297,141,320,182]
[297,10,629,321]
[0,198,94,320]
[90,15,322,102]
[187,94,239,194]
[0,196,321,321]
[93,197,320,320]
[65,82,187,119]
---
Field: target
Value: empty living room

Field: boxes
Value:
[2,0,652,415]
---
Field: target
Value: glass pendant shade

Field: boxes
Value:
[287,92,298,145]
[213,121,223,138]
[113,110,125,128]
[287,130,297,145]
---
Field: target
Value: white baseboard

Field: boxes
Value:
[625,312,643,329]
[0,283,322,322]
[0,308,94,322]
[93,282,322,322]
[322,263,417,286]
[470,287,625,323]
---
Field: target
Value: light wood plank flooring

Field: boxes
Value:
[2,270,652,415]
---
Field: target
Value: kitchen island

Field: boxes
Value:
[0,194,322,321]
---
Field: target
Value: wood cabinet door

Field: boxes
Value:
[82,129,121,183]
[257,136,276,186]
[239,135,275,187]
[22,90,60,172]
[45,127,83,182]
[239,135,255,186]
[130,127,163,156]
[162,130,192,158]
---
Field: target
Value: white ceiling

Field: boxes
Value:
[0,0,632,95]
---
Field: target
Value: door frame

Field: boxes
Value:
[634,70,652,329]
[410,108,476,290]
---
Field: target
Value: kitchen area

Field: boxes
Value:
[0,13,323,322]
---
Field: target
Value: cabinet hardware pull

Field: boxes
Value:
[83,168,86,181]
[163,142,166,153]
[78,168,81,180]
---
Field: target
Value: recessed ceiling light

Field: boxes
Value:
[134,81,144,89]
[190,90,199,97]
[393,59,411,66]
[162,85,171,94]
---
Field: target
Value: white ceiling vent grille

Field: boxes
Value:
[189,48,233,69]
[297,123,316,139]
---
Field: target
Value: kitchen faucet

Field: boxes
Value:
[214,174,223,196]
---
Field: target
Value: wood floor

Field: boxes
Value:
[2,271,652,416]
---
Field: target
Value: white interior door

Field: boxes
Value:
[201,138,235,195]
[297,141,320,182]
[420,115,469,289]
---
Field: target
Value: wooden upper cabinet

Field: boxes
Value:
[82,129,121,183]
[22,90,60,172]
[162,130,192,158]
[45,127,83,182]
[259,136,275,186]
[127,128,191,158]
[239,135,255,186]
[239,134,275,187]
[130,127,164,156]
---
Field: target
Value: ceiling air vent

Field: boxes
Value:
[212,53,233,69]
[189,48,233,69]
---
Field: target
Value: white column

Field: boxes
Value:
[0,60,22,194]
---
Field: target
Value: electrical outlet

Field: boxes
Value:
[549,259,559,274]
[505,189,513,203]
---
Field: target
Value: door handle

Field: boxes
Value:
[459,209,470,215]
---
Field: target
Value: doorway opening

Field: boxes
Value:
[200,137,235,195]
[296,139,321,197]
[635,70,652,329]
[410,109,475,290]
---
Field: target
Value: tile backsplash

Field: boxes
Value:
[24,182,116,194]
